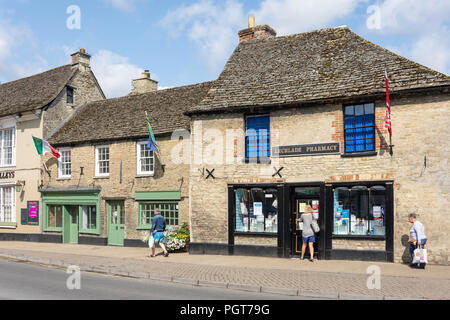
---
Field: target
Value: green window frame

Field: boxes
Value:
[138,201,179,229]
[46,205,63,231]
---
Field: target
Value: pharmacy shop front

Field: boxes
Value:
[226,181,394,262]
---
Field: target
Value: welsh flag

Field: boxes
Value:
[32,136,60,159]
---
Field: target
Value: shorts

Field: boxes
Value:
[153,232,165,244]
[302,235,316,243]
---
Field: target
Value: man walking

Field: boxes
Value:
[408,213,427,269]
[150,208,169,257]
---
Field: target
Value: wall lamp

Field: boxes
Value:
[15,180,26,193]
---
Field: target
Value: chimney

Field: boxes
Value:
[71,48,91,71]
[131,70,158,95]
[238,16,276,42]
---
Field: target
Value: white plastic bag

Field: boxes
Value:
[148,235,155,249]
[412,247,428,264]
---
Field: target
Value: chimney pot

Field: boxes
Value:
[248,16,255,28]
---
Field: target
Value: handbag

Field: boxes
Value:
[148,235,155,249]
[311,219,320,233]
[412,245,428,264]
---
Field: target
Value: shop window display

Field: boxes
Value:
[333,185,386,236]
[235,187,278,233]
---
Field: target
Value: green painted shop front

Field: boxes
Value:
[41,188,101,244]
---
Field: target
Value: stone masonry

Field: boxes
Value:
[189,92,450,265]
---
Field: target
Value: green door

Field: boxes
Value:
[108,201,124,246]
[63,206,79,244]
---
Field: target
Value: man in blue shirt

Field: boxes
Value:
[150,208,169,257]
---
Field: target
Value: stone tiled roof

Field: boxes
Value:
[188,26,450,114]
[49,81,213,146]
[0,65,75,117]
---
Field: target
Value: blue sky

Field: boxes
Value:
[0,0,449,98]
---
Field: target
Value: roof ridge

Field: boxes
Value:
[0,64,72,87]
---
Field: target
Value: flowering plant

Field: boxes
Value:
[163,223,190,252]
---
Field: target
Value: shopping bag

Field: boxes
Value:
[148,235,155,249]
[311,220,320,233]
[412,247,428,264]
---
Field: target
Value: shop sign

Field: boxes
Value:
[272,143,340,157]
[21,201,39,225]
[0,171,15,179]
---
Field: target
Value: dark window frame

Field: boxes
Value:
[66,86,74,104]
[244,114,271,164]
[342,103,376,154]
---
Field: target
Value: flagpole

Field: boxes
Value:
[145,112,165,172]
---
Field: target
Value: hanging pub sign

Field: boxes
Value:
[272,143,340,157]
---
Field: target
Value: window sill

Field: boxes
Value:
[93,176,110,179]
[332,234,385,240]
[57,177,71,181]
[234,231,278,236]
[340,151,377,158]
[136,173,155,178]
[243,159,272,164]
[0,222,17,229]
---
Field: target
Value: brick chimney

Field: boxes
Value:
[131,70,158,95]
[71,48,91,72]
[238,16,276,42]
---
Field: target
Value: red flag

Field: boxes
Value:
[385,70,392,136]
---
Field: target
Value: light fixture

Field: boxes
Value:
[15,180,26,193]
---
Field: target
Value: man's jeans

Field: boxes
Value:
[409,239,427,262]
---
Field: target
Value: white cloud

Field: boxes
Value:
[251,0,362,35]
[103,0,140,12]
[0,17,48,82]
[160,0,246,73]
[91,50,144,98]
[160,0,364,73]
[367,0,450,75]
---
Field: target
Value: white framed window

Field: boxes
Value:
[0,128,16,167]
[0,185,15,224]
[58,148,71,178]
[137,141,154,175]
[95,145,110,177]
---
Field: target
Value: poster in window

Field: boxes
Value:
[254,202,263,216]
[373,206,382,218]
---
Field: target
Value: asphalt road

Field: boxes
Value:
[0,259,311,300]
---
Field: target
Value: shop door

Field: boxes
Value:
[108,201,124,246]
[291,198,320,258]
[63,206,79,244]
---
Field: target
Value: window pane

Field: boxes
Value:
[235,188,248,232]
[355,104,364,115]
[364,103,375,114]
[82,206,96,230]
[344,106,354,116]
[334,187,350,235]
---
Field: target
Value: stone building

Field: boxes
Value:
[41,79,212,245]
[186,24,450,265]
[0,49,105,238]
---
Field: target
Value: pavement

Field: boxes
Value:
[0,241,449,300]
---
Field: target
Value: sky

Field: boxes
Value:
[0,0,449,98]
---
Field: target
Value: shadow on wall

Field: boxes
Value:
[401,234,412,264]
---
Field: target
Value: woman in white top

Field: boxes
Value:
[408,213,427,269]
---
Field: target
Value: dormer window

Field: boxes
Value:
[67,87,74,104]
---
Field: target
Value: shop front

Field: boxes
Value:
[226,181,394,262]
[41,187,101,244]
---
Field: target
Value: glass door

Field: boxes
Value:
[291,198,320,257]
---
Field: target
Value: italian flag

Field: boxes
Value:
[32,136,60,159]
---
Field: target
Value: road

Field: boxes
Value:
[0,259,313,300]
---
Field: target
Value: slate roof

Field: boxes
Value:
[49,81,213,146]
[0,65,76,117]
[188,26,450,114]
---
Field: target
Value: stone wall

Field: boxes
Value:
[189,92,450,265]
[43,68,104,138]
[42,137,189,240]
